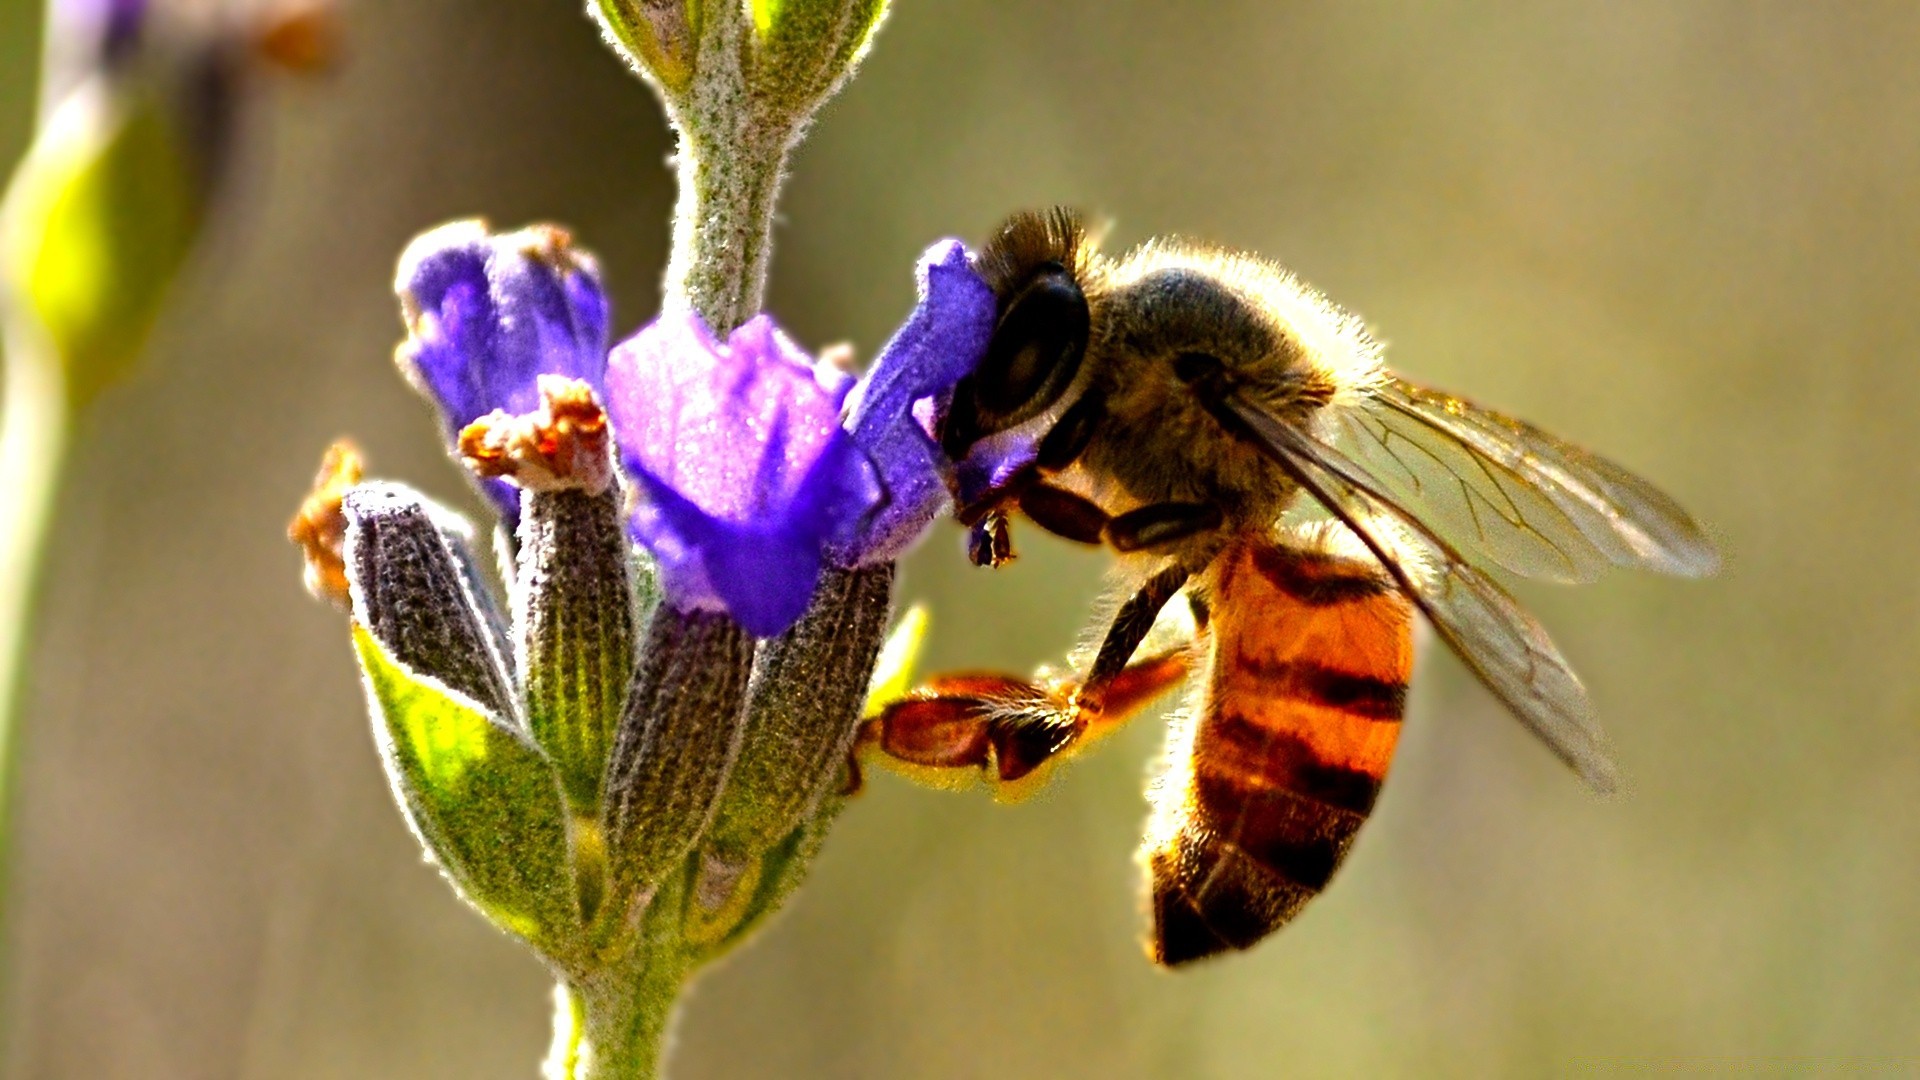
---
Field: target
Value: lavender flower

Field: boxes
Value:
[607,242,994,638]
[606,313,880,638]
[394,221,611,521]
[293,3,950,1073]
[833,239,998,565]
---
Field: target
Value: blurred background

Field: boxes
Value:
[2,1,1917,1075]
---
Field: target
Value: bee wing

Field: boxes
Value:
[1223,398,1618,792]
[1331,377,1718,583]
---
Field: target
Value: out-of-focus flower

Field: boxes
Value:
[394,221,611,521]
[2,0,341,407]
[606,312,879,637]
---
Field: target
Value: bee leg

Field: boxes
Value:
[1085,563,1193,689]
[967,511,1015,568]
[856,672,1072,786]
[1016,484,1110,545]
[856,649,1192,792]
[1105,502,1225,554]
[957,392,1111,563]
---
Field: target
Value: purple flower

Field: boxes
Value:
[604,242,995,637]
[833,239,998,564]
[395,220,611,520]
[49,0,148,74]
[606,314,880,637]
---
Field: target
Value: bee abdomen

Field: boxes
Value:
[1146,536,1413,966]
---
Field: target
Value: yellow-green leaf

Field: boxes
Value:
[0,81,202,409]
[353,623,579,954]
[862,603,927,716]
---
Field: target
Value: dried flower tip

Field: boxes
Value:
[459,376,615,495]
[816,341,857,382]
[288,439,364,608]
[393,218,611,524]
[252,4,343,76]
[514,223,585,274]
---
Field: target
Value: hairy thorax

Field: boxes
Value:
[1074,266,1323,537]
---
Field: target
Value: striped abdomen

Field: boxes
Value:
[1146,533,1413,966]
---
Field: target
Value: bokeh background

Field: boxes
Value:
[2,1,1917,1076]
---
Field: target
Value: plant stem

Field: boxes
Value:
[659,4,794,335]
[546,871,692,1080]
[562,10,798,1068]
[0,314,70,953]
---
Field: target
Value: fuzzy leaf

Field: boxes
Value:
[862,603,929,715]
[353,624,577,953]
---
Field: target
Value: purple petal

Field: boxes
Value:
[831,240,997,564]
[54,0,147,66]
[395,221,611,518]
[607,313,882,637]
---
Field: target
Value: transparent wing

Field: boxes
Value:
[1329,376,1718,584]
[1226,398,1618,792]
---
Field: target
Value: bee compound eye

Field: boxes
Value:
[972,264,1091,427]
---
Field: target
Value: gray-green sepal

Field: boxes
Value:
[700,563,891,866]
[685,788,844,959]
[591,0,699,92]
[515,486,637,814]
[603,606,752,915]
[342,483,517,723]
[746,0,890,118]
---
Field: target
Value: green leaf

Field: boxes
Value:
[353,624,579,954]
[862,603,928,715]
[0,81,202,410]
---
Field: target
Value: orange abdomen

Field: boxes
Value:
[1146,535,1414,966]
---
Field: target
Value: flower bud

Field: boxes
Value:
[591,0,698,93]
[341,485,579,953]
[603,608,753,914]
[698,563,892,872]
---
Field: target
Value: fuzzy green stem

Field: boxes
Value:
[575,6,808,1072]
[659,3,795,334]
[546,872,693,1080]
[0,313,70,968]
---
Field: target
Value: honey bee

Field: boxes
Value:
[860,208,1719,966]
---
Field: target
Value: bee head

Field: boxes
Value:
[940,209,1098,459]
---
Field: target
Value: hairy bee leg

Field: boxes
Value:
[855,649,1193,791]
[1106,502,1226,553]
[956,385,1109,567]
[1017,484,1110,545]
[1086,563,1194,689]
